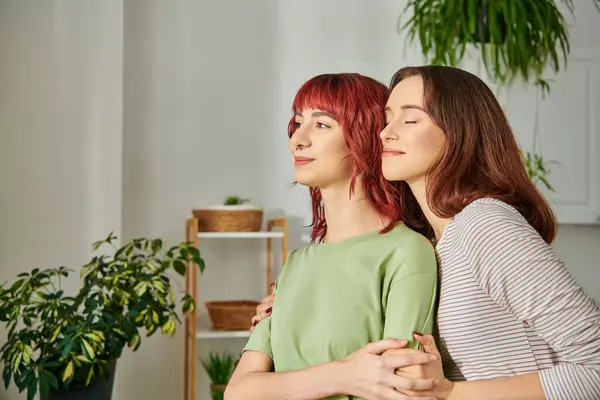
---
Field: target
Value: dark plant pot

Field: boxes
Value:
[465,0,507,44]
[41,360,117,400]
[210,383,227,400]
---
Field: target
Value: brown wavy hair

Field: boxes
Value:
[389,65,557,244]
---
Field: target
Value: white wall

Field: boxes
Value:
[0,1,123,399]
[1,1,599,399]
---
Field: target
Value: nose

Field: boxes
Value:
[380,125,398,143]
[290,126,311,150]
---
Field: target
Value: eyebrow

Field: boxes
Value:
[294,111,337,120]
[384,104,427,113]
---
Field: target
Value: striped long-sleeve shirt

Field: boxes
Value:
[436,198,600,399]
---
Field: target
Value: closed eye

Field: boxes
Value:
[404,121,417,124]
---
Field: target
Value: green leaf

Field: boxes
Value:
[173,260,186,276]
[3,367,12,389]
[39,375,50,397]
[50,325,61,343]
[43,370,59,389]
[151,239,163,253]
[85,366,94,386]
[60,340,73,359]
[81,339,95,360]
[128,334,141,351]
[9,279,25,293]
[134,281,147,297]
[26,379,37,400]
[62,360,74,382]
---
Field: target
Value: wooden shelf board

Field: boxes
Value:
[196,329,251,339]
[197,231,283,239]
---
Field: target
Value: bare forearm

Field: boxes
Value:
[225,360,346,400]
[450,372,545,400]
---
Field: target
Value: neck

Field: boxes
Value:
[320,179,390,243]
[408,178,451,242]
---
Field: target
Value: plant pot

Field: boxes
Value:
[210,383,227,400]
[41,360,117,400]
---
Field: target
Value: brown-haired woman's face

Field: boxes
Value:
[380,76,445,185]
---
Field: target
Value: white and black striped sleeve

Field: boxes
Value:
[459,201,600,400]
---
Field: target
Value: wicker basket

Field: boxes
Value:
[192,206,263,232]
[205,300,260,331]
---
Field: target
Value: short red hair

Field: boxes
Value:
[389,66,557,243]
[288,73,404,243]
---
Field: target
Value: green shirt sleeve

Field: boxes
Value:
[242,251,294,359]
[382,238,438,349]
[243,315,273,358]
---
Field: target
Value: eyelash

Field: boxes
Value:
[293,122,330,129]
[404,120,417,124]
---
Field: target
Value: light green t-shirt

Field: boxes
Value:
[244,223,438,399]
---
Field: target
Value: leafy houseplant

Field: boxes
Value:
[223,195,250,206]
[201,352,238,400]
[398,0,590,191]
[400,0,579,92]
[0,233,205,400]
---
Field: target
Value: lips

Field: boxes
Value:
[382,149,405,157]
[294,156,314,166]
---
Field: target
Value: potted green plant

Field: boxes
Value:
[0,233,205,400]
[201,352,238,400]
[223,195,251,206]
[399,0,587,191]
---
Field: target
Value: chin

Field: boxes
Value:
[293,173,314,187]
[381,158,411,182]
[381,166,405,182]
[382,171,405,182]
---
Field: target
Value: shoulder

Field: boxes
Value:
[450,198,552,282]
[276,244,316,282]
[452,198,539,243]
[384,225,438,279]
[285,245,313,263]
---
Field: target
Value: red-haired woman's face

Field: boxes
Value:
[380,76,445,185]
[289,108,352,188]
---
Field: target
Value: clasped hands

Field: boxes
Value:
[339,333,453,400]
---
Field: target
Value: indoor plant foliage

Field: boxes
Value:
[201,352,238,400]
[399,0,584,191]
[400,0,581,94]
[223,195,250,206]
[0,233,205,400]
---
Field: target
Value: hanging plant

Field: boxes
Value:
[399,0,580,94]
[398,0,594,191]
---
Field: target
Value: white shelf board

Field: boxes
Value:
[197,231,283,239]
[196,329,251,339]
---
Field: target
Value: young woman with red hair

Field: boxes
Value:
[379,65,600,400]
[225,73,440,400]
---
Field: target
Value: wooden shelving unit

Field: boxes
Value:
[183,217,288,400]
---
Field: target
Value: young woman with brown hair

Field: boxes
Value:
[379,65,600,399]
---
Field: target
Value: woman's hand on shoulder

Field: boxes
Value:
[250,283,275,332]
[339,338,440,400]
